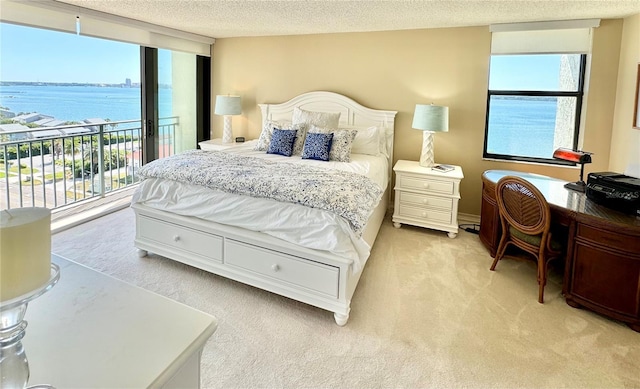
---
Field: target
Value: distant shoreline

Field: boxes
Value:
[0,81,140,88]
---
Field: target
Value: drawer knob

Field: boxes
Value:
[173,235,180,242]
[271,264,280,272]
[421,212,427,217]
[422,199,428,204]
[423,183,429,188]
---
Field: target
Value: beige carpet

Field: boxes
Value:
[52,208,640,388]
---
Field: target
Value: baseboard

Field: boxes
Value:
[458,213,480,225]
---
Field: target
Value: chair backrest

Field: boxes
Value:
[495,176,551,236]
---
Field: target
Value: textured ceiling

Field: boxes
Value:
[54,0,640,39]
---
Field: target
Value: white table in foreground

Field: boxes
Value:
[24,255,218,389]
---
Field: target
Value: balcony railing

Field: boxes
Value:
[0,117,178,210]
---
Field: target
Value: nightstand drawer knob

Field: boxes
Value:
[271,264,280,272]
[173,235,180,242]
[423,183,429,188]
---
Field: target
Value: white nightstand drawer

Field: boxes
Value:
[397,204,452,224]
[399,192,453,211]
[397,175,454,195]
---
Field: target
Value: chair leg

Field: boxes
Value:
[537,253,547,304]
[490,235,509,271]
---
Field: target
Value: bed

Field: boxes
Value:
[131,91,397,325]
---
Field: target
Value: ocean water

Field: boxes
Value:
[2,85,560,159]
[486,97,558,159]
[0,84,172,123]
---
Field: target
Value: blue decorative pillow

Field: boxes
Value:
[302,132,334,161]
[267,129,297,157]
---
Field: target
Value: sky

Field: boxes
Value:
[0,22,171,84]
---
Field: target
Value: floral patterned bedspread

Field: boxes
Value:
[138,150,383,236]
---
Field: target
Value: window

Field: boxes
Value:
[484,54,586,163]
[484,19,599,164]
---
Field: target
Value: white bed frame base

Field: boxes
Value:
[133,91,397,325]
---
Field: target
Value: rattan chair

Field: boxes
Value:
[490,176,563,303]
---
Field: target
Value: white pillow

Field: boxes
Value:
[292,107,340,129]
[309,125,358,162]
[254,121,304,152]
[351,126,381,156]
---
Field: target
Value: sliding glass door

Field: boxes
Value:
[141,48,210,163]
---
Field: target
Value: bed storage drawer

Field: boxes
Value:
[225,240,339,298]
[138,216,223,262]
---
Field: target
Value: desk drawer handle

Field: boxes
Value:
[271,264,280,272]
[173,235,180,242]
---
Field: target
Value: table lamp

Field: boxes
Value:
[412,104,449,167]
[214,95,242,144]
[552,147,593,192]
[0,207,59,388]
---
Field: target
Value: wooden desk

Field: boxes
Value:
[480,170,640,332]
[23,255,218,388]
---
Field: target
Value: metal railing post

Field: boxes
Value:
[97,124,106,198]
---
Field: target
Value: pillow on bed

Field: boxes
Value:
[254,121,303,152]
[292,107,341,129]
[291,108,340,156]
[301,132,334,161]
[309,126,358,162]
[267,128,298,156]
[351,126,382,156]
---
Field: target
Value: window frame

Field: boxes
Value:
[482,54,587,165]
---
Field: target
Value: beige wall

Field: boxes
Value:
[211,20,626,216]
[609,14,640,176]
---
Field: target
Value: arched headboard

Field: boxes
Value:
[259,91,397,185]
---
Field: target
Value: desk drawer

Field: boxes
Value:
[577,224,640,253]
[399,192,453,211]
[138,216,223,262]
[397,175,454,195]
[397,204,452,224]
[225,240,339,298]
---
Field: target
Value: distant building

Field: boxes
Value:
[0,123,31,141]
[0,109,16,118]
[83,118,108,132]
[13,112,53,124]
[125,78,132,87]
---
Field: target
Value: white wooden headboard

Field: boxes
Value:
[258,91,397,182]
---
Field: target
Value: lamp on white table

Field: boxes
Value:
[214,95,242,143]
[412,104,449,167]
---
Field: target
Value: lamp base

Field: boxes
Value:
[419,131,435,168]
[222,116,233,144]
[564,181,586,192]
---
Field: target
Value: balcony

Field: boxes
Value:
[0,117,178,230]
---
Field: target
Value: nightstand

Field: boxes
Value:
[392,160,464,238]
[198,138,246,151]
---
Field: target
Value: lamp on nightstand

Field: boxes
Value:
[214,95,242,143]
[412,104,449,167]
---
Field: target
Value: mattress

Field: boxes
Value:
[131,140,389,271]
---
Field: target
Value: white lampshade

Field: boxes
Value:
[412,104,449,133]
[214,95,242,116]
[412,104,449,168]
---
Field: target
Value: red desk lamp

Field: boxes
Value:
[553,148,593,192]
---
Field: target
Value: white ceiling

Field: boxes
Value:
[55,0,640,39]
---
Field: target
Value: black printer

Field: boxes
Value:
[586,172,640,216]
